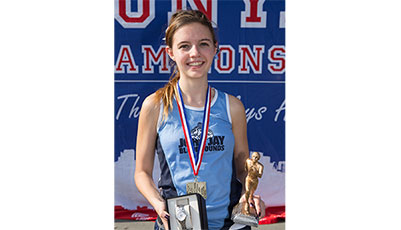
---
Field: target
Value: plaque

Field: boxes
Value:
[232,151,264,227]
[166,193,208,230]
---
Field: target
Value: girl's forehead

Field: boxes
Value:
[173,23,213,42]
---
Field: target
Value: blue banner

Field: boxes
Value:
[114,0,285,210]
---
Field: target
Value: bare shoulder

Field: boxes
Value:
[142,93,159,110]
[140,93,160,119]
[227,94,245,116]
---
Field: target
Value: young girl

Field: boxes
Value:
[134,10,265,230]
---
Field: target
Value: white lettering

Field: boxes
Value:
[116,94,141,120]
[268,45,286,74]
[274,99,285,122]
[241,0,267,28]
[168,0,218,27]
[238,45,265,74]
[142,45,170,74]
[115,1,283,29]
[116,44,286,75]
[238,95,284,123]
[115,45,139,74]
[246,106,268,123]
[215,45,235,74]
[115,0,155,28]
[279,11,285,28]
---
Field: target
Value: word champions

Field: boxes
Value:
[115,44,285,75]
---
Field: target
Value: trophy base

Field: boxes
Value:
[231,202,259,227]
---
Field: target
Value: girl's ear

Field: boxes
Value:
[166,46,175,61]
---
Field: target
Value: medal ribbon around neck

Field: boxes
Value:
[176,81,211,176]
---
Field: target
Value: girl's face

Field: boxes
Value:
[166,22,217,80]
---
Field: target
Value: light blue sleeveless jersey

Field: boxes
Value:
[156,88,242,229]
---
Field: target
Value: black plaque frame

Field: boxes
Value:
[166,193,208,230]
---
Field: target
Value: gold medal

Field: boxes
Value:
[186,177,207,199]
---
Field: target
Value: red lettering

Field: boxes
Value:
[168,0,217,27]
[241,0,267,28]
[142,46,170,74]
[115,0,155,28]
[239,45,265,74]
[215,45,235,74]
[247,0,261,22]
[190,0,212,20]
[268,45,285,74]
[115,45,138,73]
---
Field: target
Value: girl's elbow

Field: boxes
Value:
[134,170,143,186]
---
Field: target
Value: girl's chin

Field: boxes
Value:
[186,74,205,79]
[182,71,207,79]
[187,65,204,71]
[184,68,207,76]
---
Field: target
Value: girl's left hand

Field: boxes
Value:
[239,194,266,218]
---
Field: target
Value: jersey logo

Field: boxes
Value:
[191,122,214,142]
[178,123,225,154]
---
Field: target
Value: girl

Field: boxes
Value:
[134,10,265,230]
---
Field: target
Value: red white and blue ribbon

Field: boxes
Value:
[176,81,212,176]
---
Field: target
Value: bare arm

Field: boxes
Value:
[134,94,170,228]
[229,95,249,193]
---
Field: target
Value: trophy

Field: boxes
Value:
[166,193,208,230]
[232,152,264,227]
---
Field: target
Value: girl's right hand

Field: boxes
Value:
[155,200,170,230]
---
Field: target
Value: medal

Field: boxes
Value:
[186,177,207,199]
[176,81,211,199]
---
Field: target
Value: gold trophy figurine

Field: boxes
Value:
[244,151,264,215]
[232,151,264,227]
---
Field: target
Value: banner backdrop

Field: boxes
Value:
[114,0,285,220]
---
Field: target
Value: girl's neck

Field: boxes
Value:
[178,77,210,107]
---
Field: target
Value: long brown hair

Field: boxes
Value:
[154,10,217,120]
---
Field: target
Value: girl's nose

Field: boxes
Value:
[189,45,201,57]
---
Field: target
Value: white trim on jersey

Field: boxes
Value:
[225,93,232,124]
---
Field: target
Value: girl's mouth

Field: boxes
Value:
[187,61,204,67]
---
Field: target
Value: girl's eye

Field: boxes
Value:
[200,42,209,46]
[179,44,189,49]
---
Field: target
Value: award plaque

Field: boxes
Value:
[232,151,264,227]
[166,193,208,230]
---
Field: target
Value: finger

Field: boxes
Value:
[239,194,246,203]
[252,195,260,205]
[253,195,266,218]
[248,199,256,208]
[160,211,170,221]
[160,211,170,230]
[253,196,261,216]
[255,197,266,218]
[259,201,266,218]
[162,218,170,230]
